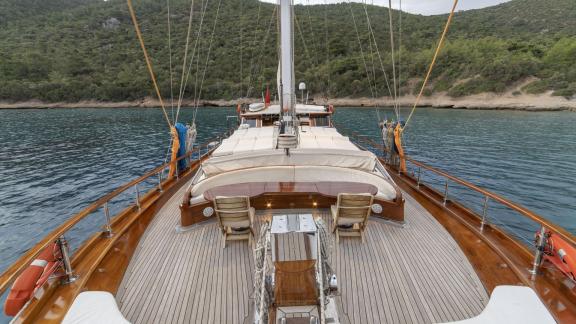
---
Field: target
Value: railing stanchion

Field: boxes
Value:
[57,236,77,284]
[103,202,113,237]
[135,184,141,210]
[417,167,422,188]
[158,172,163,192]
[480,196,489,231]
[530,225,547,277]
[443,181,449,205]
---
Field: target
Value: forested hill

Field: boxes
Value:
[0,0,574,103]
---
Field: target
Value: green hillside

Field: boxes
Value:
[0,0,574,103]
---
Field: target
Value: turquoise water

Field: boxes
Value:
[0,107,575,320]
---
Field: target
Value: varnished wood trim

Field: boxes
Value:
[403,157,576,247]
[13,164,202,323]
[181,190,405,227]
[4,142,222,323]
[385,162,576,323]
[0,146,211,297]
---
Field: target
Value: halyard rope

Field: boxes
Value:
[403,0,459,131]
[126,0,172,127]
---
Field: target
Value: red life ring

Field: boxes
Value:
[4,243,62,316]
[536,230,576,281]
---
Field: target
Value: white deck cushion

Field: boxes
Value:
[62,291,130,324]
[212,126,362,157]
[203,149,377,177]
[445,286,555,324]
[190,166,396,205]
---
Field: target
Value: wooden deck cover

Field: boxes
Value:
[116,184,489,324]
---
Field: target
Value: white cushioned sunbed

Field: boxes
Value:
[189,165,397,205]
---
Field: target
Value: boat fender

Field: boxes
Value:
[4,243,61,317]
[328,104,334,113]
[329,274,338,290]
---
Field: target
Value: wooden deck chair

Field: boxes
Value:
[214,196,255,248]
[330,193,374,243]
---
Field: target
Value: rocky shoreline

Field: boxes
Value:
[1,92,575,111]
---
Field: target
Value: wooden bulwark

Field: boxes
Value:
[117,190,488,323]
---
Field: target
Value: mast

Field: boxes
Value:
[279,0,295,120]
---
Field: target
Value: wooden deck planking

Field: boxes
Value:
[117,187,488,324]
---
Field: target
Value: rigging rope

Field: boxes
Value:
[126,0,172,127]
[246,7,277,98]
[365,1,381,122]
[175,0,197,122]
[166,0,175,121]
[323,0,332,99]
[191,0,212,116]
[305,0,320,66]
[294,14,315,74]
[397,0,403,120]
[240,0,244,97]
[403,0,459,131]
[362,2,394,104]
[177,0,210,123]
[387,0,399,119]
[244,1,263,98]
[348,2,377,105]
[193,0,223,122]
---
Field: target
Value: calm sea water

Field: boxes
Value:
[0,107,575,319]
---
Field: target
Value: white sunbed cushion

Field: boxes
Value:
[444,285,555,324]
[62,291,130,324]
[191,165,396,202]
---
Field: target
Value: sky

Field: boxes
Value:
[261,0,511,15]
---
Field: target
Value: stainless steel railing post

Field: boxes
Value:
[57,236,77,284]
[530,225,547,277]
[417,167,422,188]
[158,173,163,192]
[480,196,489,231]
[443,181,449,205]
[135,184,141,210]
[103,202,113,237]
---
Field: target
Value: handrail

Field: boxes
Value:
[403,157,576,247]
[333,124,576,249]
[0,135,223,296]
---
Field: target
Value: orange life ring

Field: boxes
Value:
[4,243,62,316]
[537,230,576,281]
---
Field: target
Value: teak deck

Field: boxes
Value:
[117,183,489,324]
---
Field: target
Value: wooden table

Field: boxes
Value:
[203,181,378,201]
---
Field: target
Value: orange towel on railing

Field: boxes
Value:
[394,124,407,173]
[168,126,180,179]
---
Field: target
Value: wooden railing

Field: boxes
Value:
[336,124,576,274]
[0,133,227,297]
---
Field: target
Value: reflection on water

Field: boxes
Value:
[0,107,575,319]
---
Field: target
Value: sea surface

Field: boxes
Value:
[0,107,575,320]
